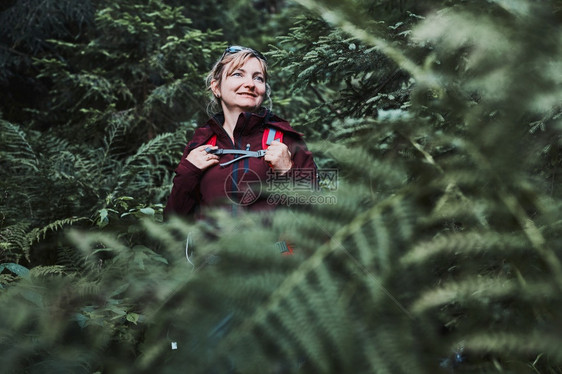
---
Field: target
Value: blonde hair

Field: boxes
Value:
[205,50,271,116]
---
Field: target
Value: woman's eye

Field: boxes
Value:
[255,76,264,82]
[232,72,242,77]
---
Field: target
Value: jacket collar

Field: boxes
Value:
[205,108,302,137]
[189,109,302,148]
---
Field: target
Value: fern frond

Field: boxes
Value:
[0,119,39,172]
[400,231,531,268]
[463,331,562,368]
[29,216,90,244]
[101,109,136,158]
[310,140,407,190]
[0,223,31,263]
[410,278,556,315]
[110,131,181,198]
[29,265,67,277]
[56,246,86,273]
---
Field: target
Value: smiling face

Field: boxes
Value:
[211,56,267,114]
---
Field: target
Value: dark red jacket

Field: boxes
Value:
[164,110,316,218]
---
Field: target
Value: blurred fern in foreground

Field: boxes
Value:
[2,0,562,373]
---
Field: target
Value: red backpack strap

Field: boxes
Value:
[208,130,280,149]
[262,127,283,149]
[207,134,217,146]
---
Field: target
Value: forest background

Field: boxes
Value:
[1,0,562,373]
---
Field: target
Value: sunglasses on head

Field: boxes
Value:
[221,45,267,62]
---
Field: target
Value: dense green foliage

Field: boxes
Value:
[2,0,562,373]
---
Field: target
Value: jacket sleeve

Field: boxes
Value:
[163,144,204,219]
[285,134,318,190]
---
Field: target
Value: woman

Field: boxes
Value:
[164,46,316,218]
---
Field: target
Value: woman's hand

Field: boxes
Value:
[187,145,220,170]
[264,141,292,174]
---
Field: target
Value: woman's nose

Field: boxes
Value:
[243,76,255,88]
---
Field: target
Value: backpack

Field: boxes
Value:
[206,127,283,149]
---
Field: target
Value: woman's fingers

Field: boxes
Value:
[264,141,292,173]
[186,145,219,169]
